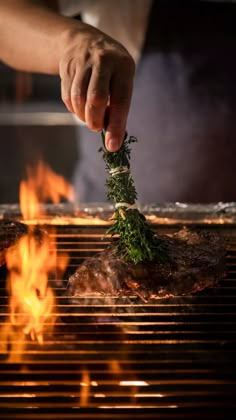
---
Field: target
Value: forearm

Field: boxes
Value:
[0,0,80,74]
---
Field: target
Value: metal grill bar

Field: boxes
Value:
[0,224,236,419]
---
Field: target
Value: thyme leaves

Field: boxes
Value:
[100,131,168,264]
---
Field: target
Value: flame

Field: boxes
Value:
[4,160,72,345]
[20,160,74,220]
[6,231,57,343]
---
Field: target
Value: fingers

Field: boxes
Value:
[85,64,110,131]
[60,58,74,114]
[70,66,91,122]
[61,60,110,130]
[105,57,135,152]
[60,38,135,151]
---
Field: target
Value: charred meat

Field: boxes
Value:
[68,134,225,301]
[67,227,226,301]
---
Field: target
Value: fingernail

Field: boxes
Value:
[107,138,120,152]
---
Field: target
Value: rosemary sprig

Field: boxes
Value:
[99,131,168,264]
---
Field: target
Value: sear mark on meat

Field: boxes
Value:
[67,227,226,301]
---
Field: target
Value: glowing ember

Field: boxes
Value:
[119,381,149,387]
[5,160,71,343]
[80,370,90,407]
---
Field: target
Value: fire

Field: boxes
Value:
[5,160,72,344]
[6,231,56,343]
[20,160,74,220]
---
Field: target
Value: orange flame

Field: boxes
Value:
[5,160,72,344]
[6,231,56,343]
[20,160,74,220]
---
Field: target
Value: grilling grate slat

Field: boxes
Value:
[0,224,236,419]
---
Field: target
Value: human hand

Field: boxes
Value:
[59,24,135,152]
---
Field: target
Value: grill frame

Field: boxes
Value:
[0,212,236,419]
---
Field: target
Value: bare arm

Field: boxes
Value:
[0,0,135,151]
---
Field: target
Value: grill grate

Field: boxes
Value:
[0,224,236,419]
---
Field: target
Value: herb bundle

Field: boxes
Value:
[100,131,168,264]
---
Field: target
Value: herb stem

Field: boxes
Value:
[99,131,168,264]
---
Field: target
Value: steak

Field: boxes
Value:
[0,220,28,266]
[67,227,226,301]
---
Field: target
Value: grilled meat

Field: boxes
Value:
[67,227,226,301]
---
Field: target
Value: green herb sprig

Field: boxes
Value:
[99,131,168,264]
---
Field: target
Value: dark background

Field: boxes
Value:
[0,64,79,203]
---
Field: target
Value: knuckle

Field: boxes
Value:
[61,97,73,113]
[95,48,112,66]
[61,95,71,107]
[121,52,134,66]
[87,92,107,107]
[95,47,135,75]
[114,49,135,72]
[61,94,69,103]
[71,92,86,104]
[71,97,86,119]
[86,107,104,131]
